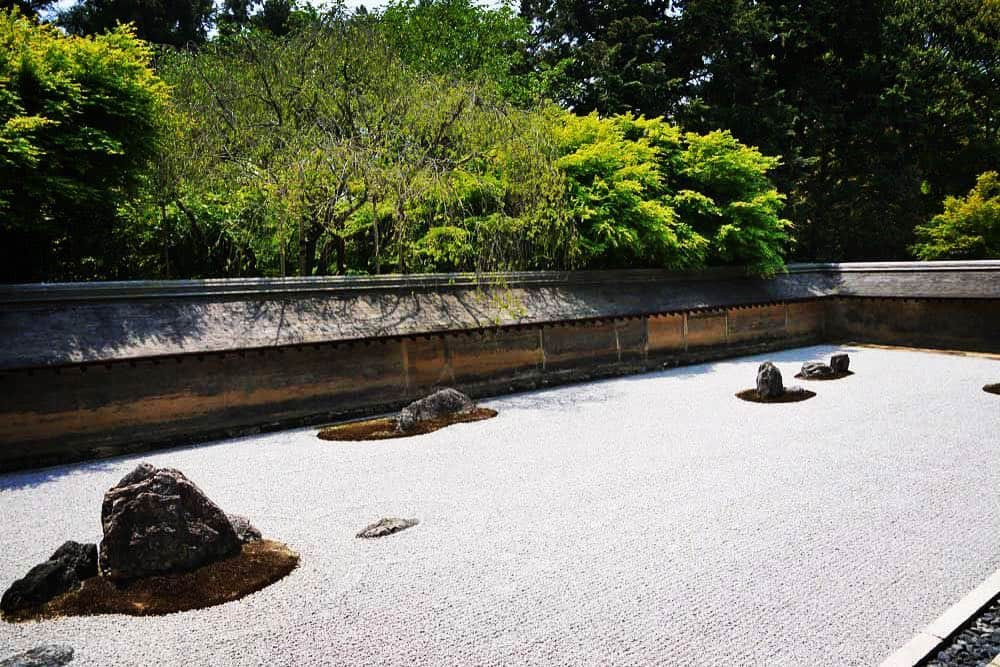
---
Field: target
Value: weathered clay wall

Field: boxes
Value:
[2,262,998,472]
[827,298,1000,353]
[0,302,824,471]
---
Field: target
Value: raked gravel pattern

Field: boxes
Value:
[1,345,999,667]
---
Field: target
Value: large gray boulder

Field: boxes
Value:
[799,361,835,378]
[99,464,240,581]
[756,362,784,398]
[397,388,475,433]
[1,542,96,615]
[0,644,74,667]
[830,353,850,373]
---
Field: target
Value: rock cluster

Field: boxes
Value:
[99,464,243,581]
[2,463,266,618]
[0,542,96,615]
[397,388,476,433]
[356,517,420,539]
[0,644,74,667]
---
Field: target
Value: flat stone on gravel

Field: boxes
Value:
[800,361,835,378]
[356,518,420,539]
[0,644,74,667]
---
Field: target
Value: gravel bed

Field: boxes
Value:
[928,597,1000,666]
[1,345,999,666]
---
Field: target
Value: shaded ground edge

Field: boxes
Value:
[2,540,298,622]
[735,388,816,403]
[317,407,498,441]
[880,569,1000,667]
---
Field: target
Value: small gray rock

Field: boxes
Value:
[799,361,835,378]
[0,644,74,667]
[228,514,262,544]
[830,353,850,373]
[397,388,475,433]
[356,518,420,539]
[1,542,96,615]
[756,361,784,398]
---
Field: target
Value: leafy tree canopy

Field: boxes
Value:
[0,9,169,281]
[912,172,1000,260]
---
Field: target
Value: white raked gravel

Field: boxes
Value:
[2,345,999,666]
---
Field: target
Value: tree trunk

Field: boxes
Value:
[336,235,346,275]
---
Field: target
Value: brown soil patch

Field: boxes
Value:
[2,540,298,622]
[317,407,498,441]
[794,370,854,381]
[736,388,816,403]
[984,383,1000,396]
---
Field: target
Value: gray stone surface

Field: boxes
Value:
[800,361,836,378]
[927,596,1000,666]
[228,515,262,544]
[2,345,999,666]
[830,353,851,373]
[1,542,96,615]
[0,645,73,667]
[397,388,475,433]
[99,464,240,581]
[756,361,784,397]
[356,518,420,539]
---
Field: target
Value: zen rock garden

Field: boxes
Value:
[736,353,853,403]
[1,464,297,622]
[318,387,497,441]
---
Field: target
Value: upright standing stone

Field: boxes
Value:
[99,464,241,581]
[830,353,850,373]
[756,362,784,398]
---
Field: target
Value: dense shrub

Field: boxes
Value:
[911,172,1000,260]
[0,10,168,281]
[555,114,791,275]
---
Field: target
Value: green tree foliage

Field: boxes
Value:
[217,0,321,38]
[379,0,540,104]
[520,0,677,115]
[521,0,999,262]
[0,10,169,281]
[555,113,790,275]
[58,0,214,47]
[152,18,568,277]
[912,172,1000,260]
